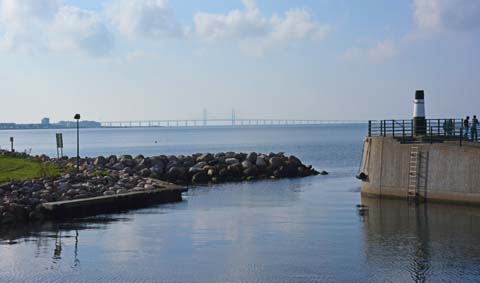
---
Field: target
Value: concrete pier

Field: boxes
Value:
[42,185,187,219]
[360,136,480,205]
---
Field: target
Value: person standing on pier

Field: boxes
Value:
[464,116,470,140]
[471,115,478,142]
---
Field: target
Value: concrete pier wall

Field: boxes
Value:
[360,136,480,205]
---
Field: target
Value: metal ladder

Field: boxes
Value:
[407,146,421,201]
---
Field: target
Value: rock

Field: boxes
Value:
[150,164,165,174]
[119,155,134,167]
[243,166,258,177]
[1,212,16,225]
[116,189,128,194]
[144,184,155,190]
[140,168,151,177]
[288,155,302,167]
[320,170,329,175]
[8,204,27,221]
[226,158,240,165]
[193,161,208,168]
[112,162,125,171]
[188,167,205,174]
[269,156,283,169]
[94,156,107,166]
[196,153,214,163]
[225,152,236,158]
[29,210,46,222]
[103,191,115,196]
[168,167,188,180]
[192,172,209,184]
[255,157,267,167]
[241,160,253,169]
[247,152,258,163]
[207,168,216,177]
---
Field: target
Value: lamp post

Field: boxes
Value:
[74,114,81,172]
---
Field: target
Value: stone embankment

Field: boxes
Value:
[0,152,322,225]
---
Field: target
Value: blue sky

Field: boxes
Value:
[0,0,479,123]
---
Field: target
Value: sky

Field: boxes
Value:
[0,0,479,123]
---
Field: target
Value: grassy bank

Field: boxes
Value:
[0,156,59,183]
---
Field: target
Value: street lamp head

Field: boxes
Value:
[74,114,81,120]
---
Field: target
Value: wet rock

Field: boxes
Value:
[168,167,188,180]
[192,172,209,184]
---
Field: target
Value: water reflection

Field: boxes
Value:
[361,196,480,282]
[0,216,130,271]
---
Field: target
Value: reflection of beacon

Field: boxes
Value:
[413,90,426,135]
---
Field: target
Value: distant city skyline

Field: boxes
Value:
[1,0,479,123]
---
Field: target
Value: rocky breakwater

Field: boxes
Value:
[0,152,322,225]
[81,152,322,185]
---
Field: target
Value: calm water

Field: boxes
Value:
[1,125,480,283]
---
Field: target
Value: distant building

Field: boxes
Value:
[41,117,50,125]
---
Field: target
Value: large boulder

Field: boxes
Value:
[247,152,258,163]
[150,164,165,175]
[193,161,208,168]
[255,157,267,167]
[94,156,107,166]
[168,167,188,180]
[268,156,283,170]
[119,155,134,167]
[140,168,151,177]
[241,160,253,170]
[288,155,302,167]
[196,153,214,163]
[226,158,240,165]
[192,172,210,184]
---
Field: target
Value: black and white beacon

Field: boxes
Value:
[413,90,426,135]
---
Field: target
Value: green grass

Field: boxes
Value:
[0,156,60,183]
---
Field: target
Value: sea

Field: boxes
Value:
[0,125,479,283]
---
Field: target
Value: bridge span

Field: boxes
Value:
[100,119,364,128]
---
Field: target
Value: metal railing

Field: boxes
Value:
[368,119,478,145]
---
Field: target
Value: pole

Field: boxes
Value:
[76,119,80,172]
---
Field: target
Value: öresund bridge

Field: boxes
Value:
[100,118,364,128]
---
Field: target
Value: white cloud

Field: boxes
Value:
[48,6,113,56]
[0,0,113,55]
[414,0,480,32]
[107,0,183,39]
[340,40,397,63]
[193,0,331,55]
[0,0,60,51]
[368,40,397,61]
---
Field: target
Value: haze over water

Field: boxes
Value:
[1,125,480,282]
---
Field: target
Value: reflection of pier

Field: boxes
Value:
[101,119,363,128]
[359,196,480,282]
